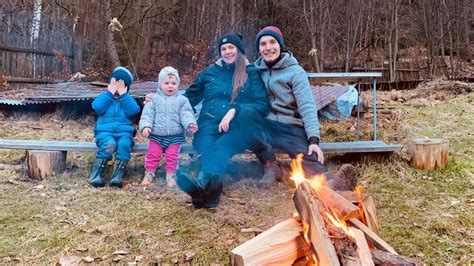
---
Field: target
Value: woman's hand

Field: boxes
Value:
[308,144,324,164]
[142,128,151,138]
[219,108,236,133]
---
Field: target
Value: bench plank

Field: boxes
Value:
[0,139,401,154]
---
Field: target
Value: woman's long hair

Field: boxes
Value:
[231,50,249,103]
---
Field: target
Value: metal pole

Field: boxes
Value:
[373,78,377,141]
[356,83,360,140]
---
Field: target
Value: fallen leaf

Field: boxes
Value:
[54,205,67,211]
[441,213,454,218]
[164,229,175,236]
[75,247,88,252]
[185,251,195,262]
[58,256,81,266]
[134,255,143,262]
[112,255,125,262]
[113,250,130,255]
[81,256,94,263]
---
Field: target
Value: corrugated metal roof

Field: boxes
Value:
[0,81,162,105]
[0,80,349,109]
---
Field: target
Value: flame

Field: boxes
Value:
[355,185,367,224]
[324,210,356,238]
[290,154,327,191]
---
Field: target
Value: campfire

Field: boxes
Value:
[231,154,422,266]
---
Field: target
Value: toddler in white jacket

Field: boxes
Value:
[139,66,197,187]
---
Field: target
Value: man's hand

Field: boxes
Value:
[308,144,324,164]
[219,109,235,133]
[116,80,127,95]
[142,127,151,138]
[144,93,153,104]
[108,78,118,94]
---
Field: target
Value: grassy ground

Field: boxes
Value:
[0,80,473,264]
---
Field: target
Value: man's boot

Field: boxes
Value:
[89,158,108,188]
[176,170,204,208]
[328,164,359,191]
[202,174,223,209]
[110,160,128,188]
[257,163,278,188]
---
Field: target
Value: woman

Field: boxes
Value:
[253,26,347,189]
[177,33,270,209]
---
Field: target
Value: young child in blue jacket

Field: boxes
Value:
[89,67,140,188]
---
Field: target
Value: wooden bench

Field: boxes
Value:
[0,139,401,180]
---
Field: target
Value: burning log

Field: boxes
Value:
[293,181,341,265]
[230,218,310,266]
[347,228,374,266]
[339,190,380,235]
[313,185,360,220]
[370,249,424,266]
[348,218,398,254]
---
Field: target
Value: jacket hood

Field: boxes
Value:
[254,51,298,71]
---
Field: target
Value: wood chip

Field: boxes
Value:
[240,227,263,233]
[112,250,130,255]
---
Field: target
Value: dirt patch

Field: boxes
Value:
[386,80,473,107]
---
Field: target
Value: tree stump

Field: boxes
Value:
[26,150,67,180]
[408,138,449,170]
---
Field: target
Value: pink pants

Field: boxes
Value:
[145,141,180,174]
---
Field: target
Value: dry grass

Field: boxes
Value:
[1,80,473,264]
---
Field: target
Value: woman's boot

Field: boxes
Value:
[110,160,128,188]
[89,158,108,187]
[176,170,204,208]
[202,174,223,209]
[257,164,278,189]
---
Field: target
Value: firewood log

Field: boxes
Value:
[370,249,424,266]
[408,138,449,170]
[294,181,341,265]
[348,218,398,254]
[230,218,310,266]
[26,150,66,180]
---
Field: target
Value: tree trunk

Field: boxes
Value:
[408,138,449,170]
[104,0,121,67]
[26,150,67,180]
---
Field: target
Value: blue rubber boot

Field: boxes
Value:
[89,158,108,188]
[110,160,128,188]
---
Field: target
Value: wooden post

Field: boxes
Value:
[408,138,449,170]
[26,150,67,180]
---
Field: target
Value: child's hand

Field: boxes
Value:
[187,123,198,134]
[108,78,118,94]
[142,127,151,138]
[144,93,153,104]
[116,80,127,95]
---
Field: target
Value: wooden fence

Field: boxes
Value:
[0,3,75,82]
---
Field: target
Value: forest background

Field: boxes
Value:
[1,0,473,84]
